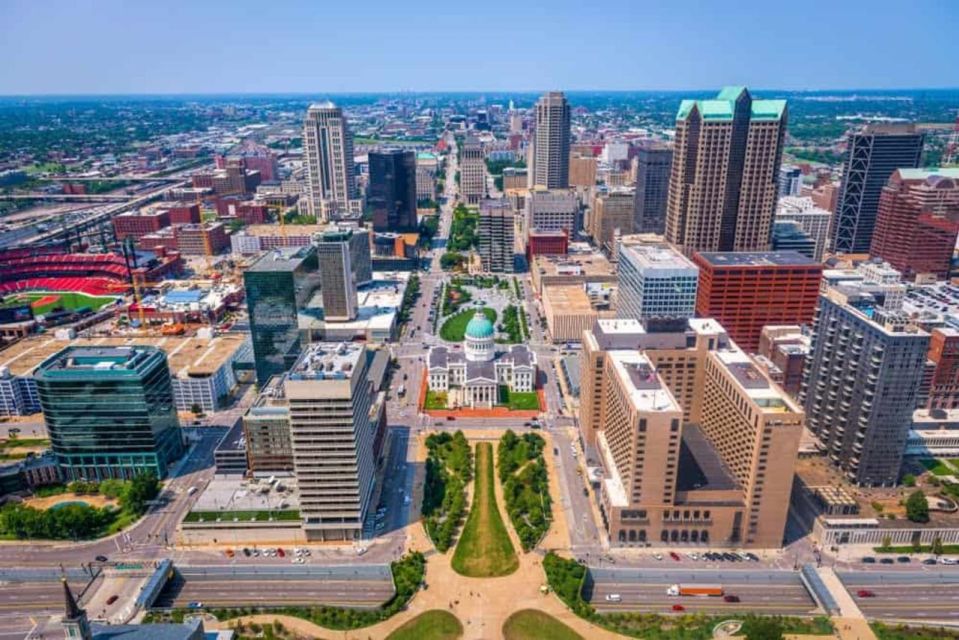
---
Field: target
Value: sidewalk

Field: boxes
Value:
[816,567,877,640]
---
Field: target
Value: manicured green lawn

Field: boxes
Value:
[439,307,497,342]
[873,622,959,640]
[451,442,518,577]
[499,387,540,411]
[502,610,583,640]
[183,509,300,523]
[424,390,448,410]
[387,610,463,640]
[921,459,955,476]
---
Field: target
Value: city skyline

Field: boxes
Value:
[2,0,958,95]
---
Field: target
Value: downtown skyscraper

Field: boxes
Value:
[530,91,571,189]
[832,124,925,254]
[665,87,787,256]
[303,102,361,221]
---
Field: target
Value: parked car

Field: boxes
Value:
[242,548,251,557]
[896,556,911,563]
[669,552,681,561]
[188,602,203,609]
[922,558,938,565]
[745,553,760,562]
[95,555,108,562]
[277,548,285,558]
[861,556,876,564]
[880,558,895,565]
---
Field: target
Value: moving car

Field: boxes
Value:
[723,595,740,603]
[857,590,876,598]
[605,594,622,602]
[187,602,203,609]
[671,604,685,612]
[106,595,119,605]
[95,555,108,562]
[669,552,681,561]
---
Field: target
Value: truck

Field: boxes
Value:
[667,584,723,597]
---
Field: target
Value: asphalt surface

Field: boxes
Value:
[839,570,959,621]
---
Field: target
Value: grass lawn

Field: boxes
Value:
[386,610,463,640]
[4,291,118,314]
[451,442,518,577]
[183,509,300,523]
[502,610,583,640]
[499,386,540,411]
[425,390,448,410]
[440,307,497,342]
[920,459,955,476]
[872,622,959,640]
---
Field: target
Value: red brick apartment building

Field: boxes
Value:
[693,251,822,352]
[870,168,959,280]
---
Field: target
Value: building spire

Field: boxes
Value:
[62,576,83,620]
[61,576,92,639]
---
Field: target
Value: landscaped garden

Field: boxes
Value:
[499,387,540,411]
[451,442,518,577]
[498,431,552,551]
[502,610,582,640]
[0,474,159,540]
[921,458,957,477]
[146,551,426,631]
[440,307,496,342]
[0,437,49,462]
[872,622,959,640]
[183,509,300,523]
[387,610,463,640]
[422,432,472,552]
[424,389,449,410]
[498,304,526,343]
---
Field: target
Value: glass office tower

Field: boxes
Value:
[34,345,184,480]
[244,245,321,386]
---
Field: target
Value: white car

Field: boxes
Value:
[940,557,958,565]
[653,553,663,561]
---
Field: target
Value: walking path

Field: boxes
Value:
[815,567,877,640]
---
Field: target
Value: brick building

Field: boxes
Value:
[526,229,568,260]
[693,251,822,352]
[870,168,959,280]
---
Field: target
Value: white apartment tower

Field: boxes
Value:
[303,102,361,221]
[531,92,571,189]
[285,343,376,542]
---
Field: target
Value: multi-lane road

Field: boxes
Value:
[840,570,959,621]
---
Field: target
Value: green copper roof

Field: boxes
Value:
[676,87,786,122]
[465,312,495,340]
[897,167,959,180]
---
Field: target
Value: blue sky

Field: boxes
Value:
[1,0,957,94]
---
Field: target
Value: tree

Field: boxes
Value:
[880,535,892,551]
[123,473,160,515]
[906,489,930,523]
[932,535,945,556]
[190,403,202,415]
[902,474,916,487]
[741,616,785,640]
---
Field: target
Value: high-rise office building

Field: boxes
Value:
[778,165,803,197]
[581,317,802,547]
[665,87,787,256]
[589,188,635,256]
[800,283,930,486]
[285,343,377,541]
[693,252,822,353]
[244,246,321,385]
[460,137,485,205]
[531,92,571,189]
[869,168,959,280]
[478,199,515,273]
[775,196,832,261]
[303,102,360,221]
[617,243,698,321]
[315,236,358,322]
[569,152,597,188]
[832,124,925,254]
[34,346,184,481]
[369,149,418,231]
[772,220,817,259]
[525,187,578,234]
[633,143,673,234]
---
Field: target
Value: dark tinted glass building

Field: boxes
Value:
[633,144,673,234]
[34,346,184,481]
[369,149,417,232]
[244,246,321,385]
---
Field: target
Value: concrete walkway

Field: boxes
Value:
[816,567,877,640]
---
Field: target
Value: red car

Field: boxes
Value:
[671,604,685,612]
[106,595,119,605]
[857,590,876,598]
[669,552,681,561]
[723,595,740,603]
[277,548,285,558]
